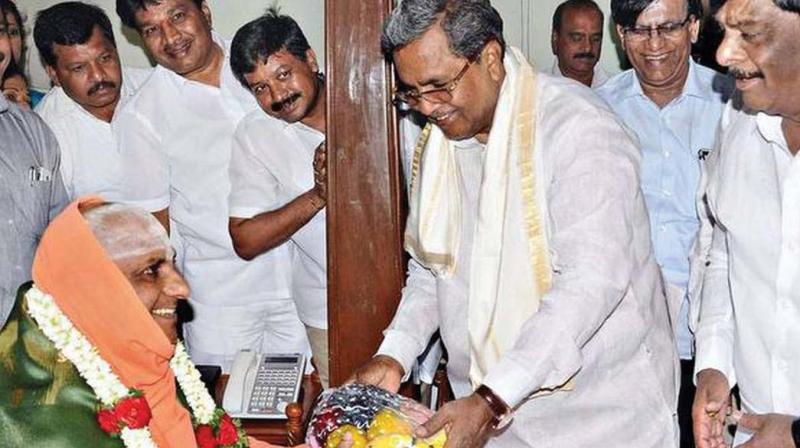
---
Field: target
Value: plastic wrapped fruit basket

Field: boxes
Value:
[306,384,447,448]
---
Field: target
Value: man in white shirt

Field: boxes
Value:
[33,1,150,200]
[113,0,308,371]
[595,0,732,445]
[226,9,329,385]
[548,0,609,87]
[691,0,800,446]
[350,1,677,446]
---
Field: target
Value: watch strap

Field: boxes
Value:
[475,384,512,429]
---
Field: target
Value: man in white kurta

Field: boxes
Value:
[351,1,678,447]
[36,65,149,200]
[113,0,307,371]
[33,2,151,200]
[691,0,800,445]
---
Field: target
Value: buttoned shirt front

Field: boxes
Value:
[694,105,800,420]
[546,58,609,87]
[229,112,327,329]
[114,34,292,309]
[378,74,678,447]
[596,61,731,359]
[35,66,151,200]
[0,96,68,324]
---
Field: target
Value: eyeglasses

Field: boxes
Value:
[393,57,475,106]
[623,16,693,41]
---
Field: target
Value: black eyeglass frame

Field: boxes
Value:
[392,55,477,106]
[623,15,694,40]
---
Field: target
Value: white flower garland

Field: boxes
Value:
[25,285,223,448]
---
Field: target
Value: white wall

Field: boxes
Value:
[16,0,623,91]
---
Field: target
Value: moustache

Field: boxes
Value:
[573,52,597,60]
[87,81,117,96]
[271,93,301,113]
[729,68,763,80]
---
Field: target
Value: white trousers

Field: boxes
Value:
[184,298,311,372]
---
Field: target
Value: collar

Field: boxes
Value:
[623,59,709,101]
[755,112,789,151]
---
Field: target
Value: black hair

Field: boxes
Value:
[34,2,116,67]
[552,0,604,33]
[230,7,312,88]
[382,0,506,60]
[0,0,22,34]
[2,58,25,83]
[116,0,204,29]
[611,0,702,28]
[774,0,800,12]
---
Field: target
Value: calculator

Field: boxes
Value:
[222,351,305,419]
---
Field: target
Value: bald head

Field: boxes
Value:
[82,203,172,262]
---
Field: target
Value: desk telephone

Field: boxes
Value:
[222,350,305,419]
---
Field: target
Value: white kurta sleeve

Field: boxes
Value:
[115,108,170,212]
[692,223,736,387]
[482,110,645,407]
[376,258,440,376]
[228,122,283,219]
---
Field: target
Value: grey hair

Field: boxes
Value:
[381,0,506,60]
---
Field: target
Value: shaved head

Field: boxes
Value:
[81,202,172,262]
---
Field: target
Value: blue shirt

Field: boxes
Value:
[596,60,732,358]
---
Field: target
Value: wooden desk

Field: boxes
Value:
[215,373,323,446]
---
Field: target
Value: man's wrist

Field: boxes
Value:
[304,189,325,211]
[791,417,800,448]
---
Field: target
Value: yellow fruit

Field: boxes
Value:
[326,424,367,448]
[367,408,414,440]
[414,429,447,448]
[366,433,414,448]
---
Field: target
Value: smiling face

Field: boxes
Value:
[134,0,217,79]
[46,26,122,122]
[393,23,505,142]
[715,0,800,116]
[244,49,322,126]
[552,7,603,82]
[617,0,699,93]
[89,208,189,343]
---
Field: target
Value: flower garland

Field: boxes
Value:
[25,285,248,448]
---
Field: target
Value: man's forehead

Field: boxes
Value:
[136,0,195,22]
[716,0,762,27]
[53,28,116,59]
[636,0,688,24]
[563,7,603,27]
[393,25,462,85]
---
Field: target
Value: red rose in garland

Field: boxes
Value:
[115,396,152,429]
[97,409,120,434]
[96,395,152,435]
[196,424,217,448]
[216,414,239,445]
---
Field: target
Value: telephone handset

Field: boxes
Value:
[222,350,305,419]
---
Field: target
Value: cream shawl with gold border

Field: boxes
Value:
[405,47,559,388]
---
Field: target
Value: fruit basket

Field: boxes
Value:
[306,384,446,448]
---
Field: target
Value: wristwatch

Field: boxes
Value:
[791,418,800,448]
[475,384,514,430]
